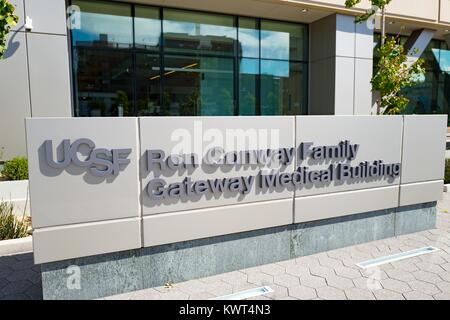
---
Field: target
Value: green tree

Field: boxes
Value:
[344,0,425,115]
[0,0,18,60]
[372,37,425,114]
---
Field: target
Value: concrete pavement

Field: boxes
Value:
[1,193,450,300]
[105,194,450,300]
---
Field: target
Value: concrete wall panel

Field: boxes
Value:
[26,118,141,228]
[309,58,335,115]
[294,186,399,223]
[33,218,141,264]
[335,14,355,58]
[440,0,450,24]
[399,180,443,207]
[24,0,67,35]
[353,58,373,115]
[310,14,336,62]
[143,199,292,247]
[401,115,447,184]
[26,33,72,117]
[386,0,439,22]
[309,14,373,115]
[0,31,31,159]
[334,56,355,114]
[354,19,374,60]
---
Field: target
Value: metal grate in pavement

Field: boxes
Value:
[356,246,440,269]
[209,286,273,300]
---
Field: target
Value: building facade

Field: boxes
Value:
[0,0,449,161]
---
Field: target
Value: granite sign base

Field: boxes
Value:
[41,202,437,300]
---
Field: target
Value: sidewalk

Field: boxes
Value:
[104,194,450,300]
[0,252,41,300]
[1,194,450,300]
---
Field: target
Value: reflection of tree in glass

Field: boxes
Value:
[265,91,277,114]
[180,90,199,116]
[219,88,233,115]
[162,91,172,116]
[115,90,131,116]
[137,99,147,116]
[241,92,256,112]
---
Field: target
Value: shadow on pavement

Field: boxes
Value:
[0,252,42,300]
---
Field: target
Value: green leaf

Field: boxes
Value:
[5,16,15,25]
[345,0,361,8]
[0,0,18,59]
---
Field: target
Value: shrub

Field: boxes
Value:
[445,159,450,185]
[0,201,28,240]
[1,157,28,180]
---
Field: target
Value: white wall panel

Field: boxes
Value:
[26,118,141,228]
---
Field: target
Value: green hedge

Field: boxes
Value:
[1,157,28,181]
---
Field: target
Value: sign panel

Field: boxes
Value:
[139,117,295,215]
[25,115,446,263]
[26,118,140,228]
[295,116,403,197]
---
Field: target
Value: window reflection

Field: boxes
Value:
[374,36,450,123]
[71,1,309,117]
[261,20,307,61]
[74,49,133,117]
[162,56,234,116]
[163,9,236,56]
[135,54,161,116]
[239,58,259,115]
[134,6,161,50]
[71,0,133,49]
[261,61,306,115]
[238,18,259,58]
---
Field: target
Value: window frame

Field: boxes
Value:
[68,0,309,117]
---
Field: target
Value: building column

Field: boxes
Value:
[309,14,374,115]
[404,28,435,67]
[0,0,72,160]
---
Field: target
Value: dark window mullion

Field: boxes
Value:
[257,18,261,116]
[234,16,239,116]
[159,7,165,115]
[131,4,138,117]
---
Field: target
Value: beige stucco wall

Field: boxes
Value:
[122,0,450,26]
[441,0,450,24]
[271,0,449,26]
[386,0,439,22]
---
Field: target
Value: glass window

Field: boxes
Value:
[71,4,309,118]
[260,60,306,115]
[163,9,236,56]
[238,18,259,58]
[239,58,259,115]
[401,70,435,114]
[135,53,161,116]
[261,20,307,61]
[404,40,450,117]
[134,6,161,50]
[373,34,450,124]
[162,56,235,116]
[71,0,133,49]
[73,49,133,117]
